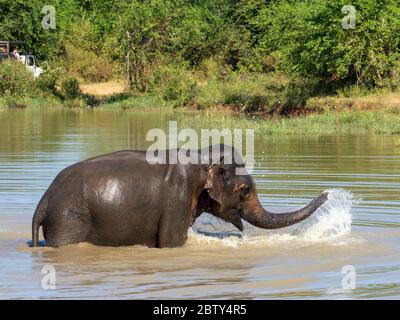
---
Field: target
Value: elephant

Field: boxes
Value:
[32,144,328,248]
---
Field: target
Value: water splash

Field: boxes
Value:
[189,189,354,248]
[291,189,353,241]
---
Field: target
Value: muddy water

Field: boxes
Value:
[0,108,399,299]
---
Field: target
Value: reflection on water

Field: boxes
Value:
[0,108,399,299]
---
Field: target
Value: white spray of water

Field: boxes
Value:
[188,189,354,248]
[291,189,353,241]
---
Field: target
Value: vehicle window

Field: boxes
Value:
[28,56,35,66]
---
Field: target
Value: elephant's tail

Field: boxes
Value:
[32,195,47,247]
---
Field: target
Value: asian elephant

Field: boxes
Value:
[32,144,328,248]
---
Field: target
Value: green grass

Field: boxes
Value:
[265,110,400,135]
[0,96,64,109]
[2,95,400,135]
[175,108,400,135]
[188,73,288,113]
[99,94,169,109]
[0,93,168,110]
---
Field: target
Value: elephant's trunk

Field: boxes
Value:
[241,192,328,229]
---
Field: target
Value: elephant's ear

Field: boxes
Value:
[204,163,226,205]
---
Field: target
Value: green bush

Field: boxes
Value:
[36,64,63,94]
[64,44,114,82]
[64,98,87,108]
[198,57,232,81]
[188,73,286,112]
[60,76,81,99]
[149,63,196,107]
[2,96,28,108]
[0,60,34,97]
[253,0,400,89]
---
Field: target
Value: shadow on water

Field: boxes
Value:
[26,240,46,247]
[195,230,243,239]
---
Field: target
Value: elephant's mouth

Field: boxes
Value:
[208,205,244,231]
[218,207,244,231]
[195,190,244,231]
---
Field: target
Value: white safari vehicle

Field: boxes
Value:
[0,40,43,78]
[20,54,43,78]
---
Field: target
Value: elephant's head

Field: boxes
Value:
[196,144,328,231]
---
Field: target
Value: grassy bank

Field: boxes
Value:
[2,71,400,136]
[175,108,400,136]
[1,96,400,136]
[98,75,400,135]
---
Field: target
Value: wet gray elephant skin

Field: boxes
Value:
[32,144,328,248]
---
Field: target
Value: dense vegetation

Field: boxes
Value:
[1,0,400,113]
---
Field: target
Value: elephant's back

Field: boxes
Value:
[82,149,147,164]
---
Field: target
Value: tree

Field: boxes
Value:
[116,0,170,91]
[252,0,400,88]
[0,0,60,61]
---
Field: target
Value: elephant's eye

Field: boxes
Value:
[219,168,227,183]
[240,186,251,198]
